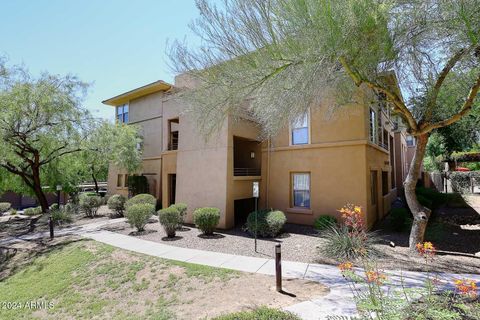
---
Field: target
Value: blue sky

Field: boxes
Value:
[0,0,202,120]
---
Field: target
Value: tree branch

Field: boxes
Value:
[339,56,419,132]
[420,72,480,134]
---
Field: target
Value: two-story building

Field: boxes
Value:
[103,74,409,229]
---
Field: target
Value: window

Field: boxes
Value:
[292,173,310,208]
[369,108,377,143]
[116,104,129,123]
[168,118,179,150]
[406,135,415,147]
[124,174,129,188]
[382,129,389,150]
[117,174,124,188]
[291,112,309,145]
[382,171,389,196]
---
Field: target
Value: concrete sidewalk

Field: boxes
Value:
[2,218,480,320]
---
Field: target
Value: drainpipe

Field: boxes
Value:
[266,138,271,207]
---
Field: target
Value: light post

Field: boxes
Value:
[252,181,259,252]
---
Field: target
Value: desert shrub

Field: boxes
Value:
[23,206,42,216]
[79,193,102,218]
[171,203,188,226]
[313,215,337,231]
[9,209,17,215]
[125,193,156,209]
[0,202,11,214]
[49,203,59,211]
[320,224,380,261]
[107,194,126,217]
[125,203,154,231]
[193,207,220,235]
[416,187,449,209]
[449,171,478,194]
[51,208,73,225]
[213,307,301,320]
[320,204,379,261]
[246,209,286,237]
[389,208,412,232]
[64,202,79,215]
[158,207,181,237]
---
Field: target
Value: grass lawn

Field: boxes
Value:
[0,239,326,319]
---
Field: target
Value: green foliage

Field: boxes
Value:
[107,194,126,217]
[313,215,337,231]
[49,203,59,211]
[389,208,412,232]
[79,193,102,218]
[125,193,156,209]
[319,224,379,261]
[51,208,73,225]
[170,203,188,226]
[157,207,181,238]
[213,307,301,320]
[23,206,42,216]
[0,202,11,213]
[246,209,286,237]
[416,187,449,209]
[417,195,433,210]
[193,207,220,235]
[450,171,480,194]
[125,203,154,232]
[9,209,17,215]
[127,175,149,196]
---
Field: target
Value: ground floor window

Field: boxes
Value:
[292,172,310,208]
[382,171,389,196]
[117,174,128,188]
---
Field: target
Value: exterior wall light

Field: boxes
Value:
[250,151,255,159]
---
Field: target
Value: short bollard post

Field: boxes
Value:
[275,244,282,292]
[48,216,54,239]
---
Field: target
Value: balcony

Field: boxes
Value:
[234,167,261,176]
[233,136,261,177]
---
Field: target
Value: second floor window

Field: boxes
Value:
[117,104,129,123]
[291,112,309,145]
[406,135,415,147]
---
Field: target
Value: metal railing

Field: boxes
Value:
[234,167,261,176]
[168,141,178,151]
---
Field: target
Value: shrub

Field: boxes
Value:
[9,209,17,215]
[23,206,42,216]
[64,202,79,215]
[417,195,433,210]
[49,203,59,211]
[213,307,301,320]
[125,193,156,209]
[193,207,221,235]
[0,202,11,214]
[79,193,102,218]
[313,215,337,231]
[389,208,412,232]
[125,203,154,231]
[246,209,286,237]
[171,203,188,226]
[51,208,73,225]
[107,194,126,217]
[158,207,181,237]
[416,187,449,209]
[320,224,380,261]
[127,175,149,196]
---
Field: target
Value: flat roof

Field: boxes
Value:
[102,80,173,106]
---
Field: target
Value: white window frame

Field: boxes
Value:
[290,110,310,146]
[291,172,311,208]
[116,103,129,123]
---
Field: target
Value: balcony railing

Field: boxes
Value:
[234,167,261,176]
[168,141,178,151]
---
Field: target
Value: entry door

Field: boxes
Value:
[168,174,176,206]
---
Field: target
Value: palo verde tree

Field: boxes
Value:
[169,0,480,250]
[80,121,143,194]
[0,62,90,212]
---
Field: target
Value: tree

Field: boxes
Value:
[169,0,480,250]
[0,62,89,212]
[81,121,143,194]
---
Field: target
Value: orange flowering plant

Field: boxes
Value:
[454,279,478,299]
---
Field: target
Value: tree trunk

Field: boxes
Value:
[91,165,99,194]
[31,165,49,213]
[404,133,431,251]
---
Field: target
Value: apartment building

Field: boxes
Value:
[103,74,407,229]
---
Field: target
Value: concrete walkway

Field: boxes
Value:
[2,218,480,320]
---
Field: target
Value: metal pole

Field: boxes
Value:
[275,244,282,292]
[48,216,54,239]
[254,197,258,252]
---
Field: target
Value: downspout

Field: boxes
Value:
[266,138,271,208]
